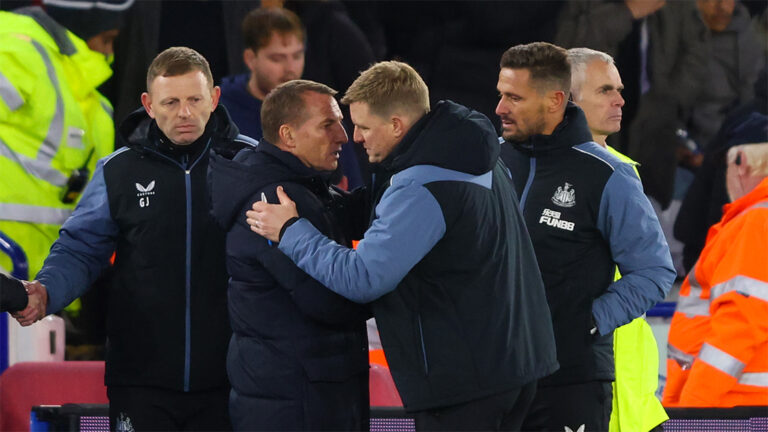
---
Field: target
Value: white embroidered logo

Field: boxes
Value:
[564,425,585,432]
[136,181,156,208]
[539,208,575,231]
[116,413,135,432]
[552,182,576,207]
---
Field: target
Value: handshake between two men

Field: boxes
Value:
[1,273,48,327]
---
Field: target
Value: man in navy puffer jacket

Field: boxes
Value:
[208,80,370,431]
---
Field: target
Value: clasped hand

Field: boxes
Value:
[12,280,48,327]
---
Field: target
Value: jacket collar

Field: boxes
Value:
[507,102,594,156]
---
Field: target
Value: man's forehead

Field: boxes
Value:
[149,70,210,93]
[304,92,342,119]
[262,32,304,51]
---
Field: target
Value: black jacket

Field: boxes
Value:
[40,106,247,391]
[277,101,559,411]
[208,140,369,425]
[500,103,674,385]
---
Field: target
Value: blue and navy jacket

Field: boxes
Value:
[207,140,369,417]
[37,106,251,392]
[277,100,559,411]
[500,102,676,386]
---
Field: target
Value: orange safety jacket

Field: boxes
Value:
[663,177,768,407]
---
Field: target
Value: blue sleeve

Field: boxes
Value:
[37,161,119,313]
[593,163,676,334]
[278,179,446,303]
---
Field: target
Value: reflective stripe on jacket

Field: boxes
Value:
[663,177,768,407]
[0,8,113,277]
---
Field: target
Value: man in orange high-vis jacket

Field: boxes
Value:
[663,141,768,408]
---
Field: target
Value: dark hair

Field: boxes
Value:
[261,79,337,145]
[242,7,304,52]
[500,42,571,94]
[146,47,213,91]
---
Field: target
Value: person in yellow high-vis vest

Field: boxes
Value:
[0,0,133,313]
[568,47,670,431]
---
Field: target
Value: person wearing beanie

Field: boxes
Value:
[0,0,132,318]
[664,141,768,408]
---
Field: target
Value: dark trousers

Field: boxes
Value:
[413,381,537,431]
[521,380,612,432]
[108,385,230,431]
[229,371,369,431]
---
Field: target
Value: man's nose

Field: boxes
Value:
[287,57,303,77]
[334,123,349,144]
[353,126,363,143]
[495,99,508,116]
[178,103,191,117]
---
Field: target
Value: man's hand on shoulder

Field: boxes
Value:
[246,186,299,243]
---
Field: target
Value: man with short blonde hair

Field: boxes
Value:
[340,61,430,119]
[247,60,558,431]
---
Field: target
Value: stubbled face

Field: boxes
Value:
[495,68,549,141]
[350,102,400,164]
[141,70,219,145]
[86,29,119,56]
[291,92,348,171]
[575,60,625,140]
[247,32,305,99]
[697,0,736,32]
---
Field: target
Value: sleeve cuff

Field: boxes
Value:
[279,216,301,242]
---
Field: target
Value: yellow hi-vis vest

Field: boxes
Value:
[607,146,668,431]
[0,9,114,287]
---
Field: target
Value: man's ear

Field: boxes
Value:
[391,116,404,139]
[211,86,221,111]
[140,92,155,119]
[548,90,567,113]
[736,150,751,176]
[243,48,257,71]
[278,124,295,148]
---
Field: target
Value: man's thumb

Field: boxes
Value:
[277,186,291,204]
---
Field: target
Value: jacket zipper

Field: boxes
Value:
[417,314,429,375]
[145,141,210,392]
[519,157,536,211]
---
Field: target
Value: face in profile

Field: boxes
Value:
[575,60,625,139]
[141,70,220,145]
[495,68,549,142]
[86,29,120,57]
[290,92,348,172]
[349,102,401,164]
[246,32,305,100]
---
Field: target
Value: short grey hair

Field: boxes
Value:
[567,47,615,101]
